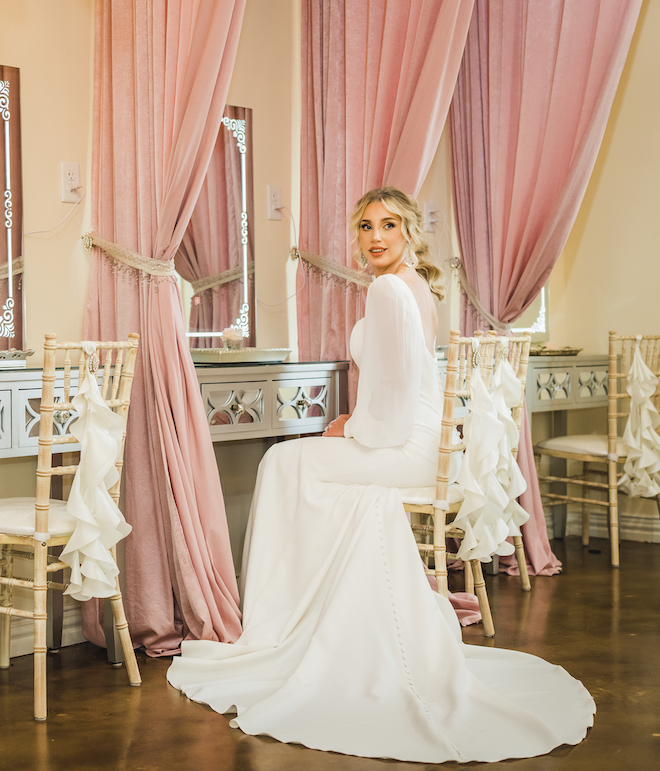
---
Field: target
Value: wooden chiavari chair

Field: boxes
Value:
[401,330,532,637]
[0,333,141,720]
[536,332,660,567]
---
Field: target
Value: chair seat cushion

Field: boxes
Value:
[399,484,465,507]
[535,434,626,458]
[0,497,75,537]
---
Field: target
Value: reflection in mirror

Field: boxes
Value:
[0,66,24,350]
[511,284,549,343]
[176,106,255,348]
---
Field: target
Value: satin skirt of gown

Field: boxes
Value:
[167,373,594,762]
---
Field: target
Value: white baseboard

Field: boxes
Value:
[9,604,86,659]
[545,508,660,544]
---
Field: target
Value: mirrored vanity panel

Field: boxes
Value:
[177,105,255,348]
[196,362,349,442]
[0,368,82,459]
[0,66,24,351]
[525,354,609,413]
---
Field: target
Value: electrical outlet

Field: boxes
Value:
[267,185,282,221]
[61,161,81,203]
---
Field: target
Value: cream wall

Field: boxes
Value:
[417,127,455,344]
[0,0,94,365]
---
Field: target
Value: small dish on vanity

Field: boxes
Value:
[530,346,582,357]
[0,349,35,369]
[191,347,292,365]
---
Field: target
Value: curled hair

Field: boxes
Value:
[349,186,445,301]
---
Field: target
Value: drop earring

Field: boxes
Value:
[404,245,414,267]
[359,252,368,268]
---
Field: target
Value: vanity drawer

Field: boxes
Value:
[17,387,80,450]
[273,377,333,433]
[531,367,573,411]
[0,390,10,451]
[575,364,609,407]
[202,381,268,438]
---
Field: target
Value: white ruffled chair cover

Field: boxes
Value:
[618,338,660,497]
[453,350,530,562]
[61,342,132,601]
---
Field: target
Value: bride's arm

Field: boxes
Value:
[342,275,422,448]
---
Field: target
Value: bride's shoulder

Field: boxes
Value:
[369,273,412,298]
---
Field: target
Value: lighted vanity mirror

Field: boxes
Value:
[176,105,255,348]
[0,65,25,352]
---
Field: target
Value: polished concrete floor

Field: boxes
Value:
[1,536,659,771]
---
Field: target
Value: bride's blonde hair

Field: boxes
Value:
[349,187,445,301]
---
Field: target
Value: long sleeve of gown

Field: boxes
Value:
[344,275,423,448]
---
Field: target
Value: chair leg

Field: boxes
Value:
[47,547,64,653]
[512,535,531,591]
[581,463,590,547]
[109,582,141,687]
[0,546,12,669]
[464,561,475,594]
[433,512,448,597]
[608,459,620,568]
[470,560,494,637]
[33,542,48,721]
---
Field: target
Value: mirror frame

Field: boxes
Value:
[220,112,250,337]
[0,65,24,347]
[179,105,255,347]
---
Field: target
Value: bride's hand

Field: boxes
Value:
[322,414,350,437]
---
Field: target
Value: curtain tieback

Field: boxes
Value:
[83,233,176,278]
[191,262,255,294]
[297,250,373,289]
[456,264,511,333]
[0,255,23,281]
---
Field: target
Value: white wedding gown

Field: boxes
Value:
[167,275,595,763]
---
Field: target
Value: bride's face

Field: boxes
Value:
[358,201,408,276]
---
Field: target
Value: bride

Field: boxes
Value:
[167,187,595,764]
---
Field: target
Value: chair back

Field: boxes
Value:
[609,333,660,429]
[435,330,531,509]
[435,332,499,505]
[491,331,532,458]
[35,334,140,537]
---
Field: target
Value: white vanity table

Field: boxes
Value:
[0,360,349,458]
[197,360,349,441]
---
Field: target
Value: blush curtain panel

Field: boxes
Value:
[84,0,246,655]
[450,0,643,574]
[298,0,475,399]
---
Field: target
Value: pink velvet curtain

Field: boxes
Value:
[299,0,474,397]
[84,0,246,655]
[176,106,255,348]
[450,0,643,574]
